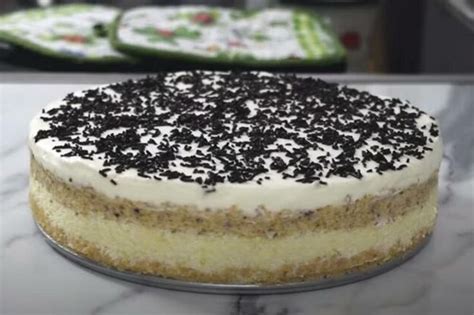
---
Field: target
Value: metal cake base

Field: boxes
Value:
[36,223,431,295]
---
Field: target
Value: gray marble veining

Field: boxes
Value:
[1,80,473,315]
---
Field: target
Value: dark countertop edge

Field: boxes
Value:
[1,72,474,84]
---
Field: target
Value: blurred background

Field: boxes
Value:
[0,0,473,73]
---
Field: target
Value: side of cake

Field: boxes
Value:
[29,72,442,284]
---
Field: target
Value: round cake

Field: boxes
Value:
[29,72,442,284]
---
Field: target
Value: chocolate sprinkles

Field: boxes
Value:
[34,71,439,188]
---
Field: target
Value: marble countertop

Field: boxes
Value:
[1,76,473,315]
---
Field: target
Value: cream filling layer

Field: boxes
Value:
[28,96,443,214]
[31,178,437,273]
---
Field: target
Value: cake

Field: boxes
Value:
[29,72,442,284]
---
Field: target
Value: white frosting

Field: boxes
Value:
[28,81,442,215]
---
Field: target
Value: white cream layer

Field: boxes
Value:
[28,89,443,214]
[31,177,437,272]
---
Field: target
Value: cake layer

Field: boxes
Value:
[30,175,437,283]
[29,138,442,215]
[31,157,438,237]
[29,72,442,214]
[29,130,442,214]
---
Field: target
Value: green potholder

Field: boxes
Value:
[0,4,129,63]
[111,6,346,67]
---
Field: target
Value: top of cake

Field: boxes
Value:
[29,72,442,212]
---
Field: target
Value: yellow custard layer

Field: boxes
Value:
[30,177,437,274]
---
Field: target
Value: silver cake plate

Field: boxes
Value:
[36,223,431,295]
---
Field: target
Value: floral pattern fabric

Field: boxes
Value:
[115,6,345,63]
[0,4,127,61]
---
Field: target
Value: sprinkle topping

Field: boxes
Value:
[34,72,439,187]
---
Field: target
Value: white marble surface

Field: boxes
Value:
[1,79,473,315]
